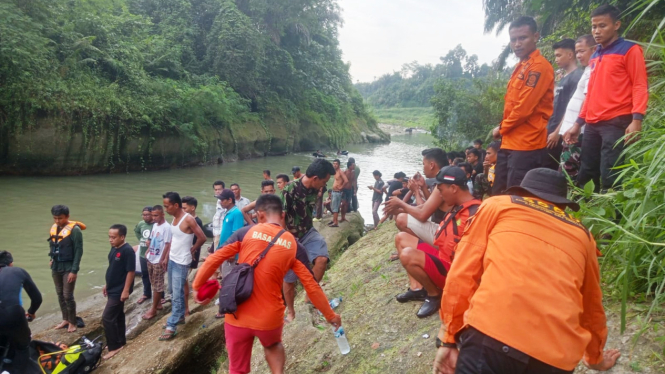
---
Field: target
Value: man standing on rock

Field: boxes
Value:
[433,169,620,374]
[159,192,206,341]
[341,161,356,222]
[102,224,135,360]
[143,205,170,320]
[134,206,154,305]
[329,159,348,228]
[48,204,85,333]
[193,195,341,373]
[282,159,336,322]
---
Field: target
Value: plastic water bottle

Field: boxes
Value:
[329,297,342,309]
[333,326,351,355]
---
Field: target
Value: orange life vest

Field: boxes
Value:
[48,221,86,262]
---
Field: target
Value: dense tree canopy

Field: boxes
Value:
[0,0,374,157]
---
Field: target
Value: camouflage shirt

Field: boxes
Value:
[282,178,318,239]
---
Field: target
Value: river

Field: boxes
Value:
[2,132,433,313]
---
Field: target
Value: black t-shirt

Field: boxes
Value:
[0,266,42,314]
[472,162,484,177]
[547,68,584,134]
[105,243,135,298]
[190,216,204,269]
[386,180,403,202]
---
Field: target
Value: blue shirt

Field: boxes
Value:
[217,206,246,250]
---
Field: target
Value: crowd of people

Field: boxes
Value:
[0,4,646,374]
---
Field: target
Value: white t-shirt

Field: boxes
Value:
[146,221,172,264]
[559,66,591,135]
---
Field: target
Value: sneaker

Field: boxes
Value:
[416,295,441,318]
[395,288,427,303]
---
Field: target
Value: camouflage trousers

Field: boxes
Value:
[560,134,583,179]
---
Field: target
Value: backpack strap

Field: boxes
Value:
[251,229,286,268]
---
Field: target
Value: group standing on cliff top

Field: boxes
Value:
[0,3,648,374]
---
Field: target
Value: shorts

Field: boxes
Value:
[284,228,329,284]
[147,261,165,293]
[417,242,449,289]
[331,191,343,213]
[225,323,283,374]
[407,214,439,245]
[342,188,354,203]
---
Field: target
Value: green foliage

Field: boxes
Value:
[370,107,435,128]
[355,45,492,109]
[0,0,373,163]
[430,74,507,150]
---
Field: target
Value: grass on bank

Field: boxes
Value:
[370,107,435,128]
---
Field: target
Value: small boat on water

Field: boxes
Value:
[312,150,327,158]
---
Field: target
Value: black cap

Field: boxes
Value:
[434,166,467,187]
[291,166,300,173]
[504,168,580,211]
[215,188,235,201]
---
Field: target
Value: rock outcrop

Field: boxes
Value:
[0,117,389,175]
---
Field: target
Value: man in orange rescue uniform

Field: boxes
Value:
[193,194,341,374]
[433,168,620,374]
[492,16,554,195]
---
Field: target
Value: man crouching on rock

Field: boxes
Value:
[433,169,619,374]
[193,194,341,374]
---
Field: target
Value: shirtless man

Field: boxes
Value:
[341,161,356,223]
[329,159,348,228]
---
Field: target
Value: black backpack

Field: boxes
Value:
[218,229,286,316]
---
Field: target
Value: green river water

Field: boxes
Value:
[2,133,432,313]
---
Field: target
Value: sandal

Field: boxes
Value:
[389,253,399,261]
[329,224,339,228]
[159,329,177,341]
[215,313,224,319]
[137,296,149,305]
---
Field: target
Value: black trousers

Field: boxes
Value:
[455,327,573,374]
[0,305,41,373]
[577,115,631,192]
[102,297,126,351]
[140,256,152,298]
[492,148,545,195]
[543,137,563,171]
[351,194,359,212]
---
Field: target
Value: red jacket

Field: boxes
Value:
[578,38,648,124]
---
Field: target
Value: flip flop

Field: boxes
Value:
[159,329,178,341]
[329,224,339,228]
[142,314,155,320]
[215,313,224,319]
[137,296,149,304]
[389,253,399,261]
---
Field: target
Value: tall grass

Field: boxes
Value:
[574,1,665,332]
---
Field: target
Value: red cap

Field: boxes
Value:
[196,279,220,303]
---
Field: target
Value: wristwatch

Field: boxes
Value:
[435,337,457,349]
